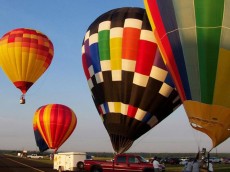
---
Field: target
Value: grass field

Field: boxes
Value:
[162,164,230,172]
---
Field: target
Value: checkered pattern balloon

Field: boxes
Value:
[82,7,181,153]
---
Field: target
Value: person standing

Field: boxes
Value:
[207,162,214,172]
[153,156,160,172]
[183,158,193,172]
[192,159,200,172]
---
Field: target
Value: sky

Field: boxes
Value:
[0,0,229,154]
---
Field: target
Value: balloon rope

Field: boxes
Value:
[191,127,202,150]
[130,130,151,151]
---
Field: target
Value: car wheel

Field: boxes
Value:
[58,166,63,172]
[91,166,102,172]
[77,161,84,169]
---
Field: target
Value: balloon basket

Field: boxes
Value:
[20,95,25,104]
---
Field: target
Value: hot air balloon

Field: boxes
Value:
[144,0,230,149]
[82,7,181,154]
[34,104,77,152]
[0,28,54,104]
[33,107,49,152]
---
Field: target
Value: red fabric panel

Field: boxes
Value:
[135,40,157,75]
[122,28,140,60]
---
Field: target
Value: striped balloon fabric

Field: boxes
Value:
[144,0,230,148]
[35,104,77,152]
[33,109,49,152]
[82,7,181,153]
[0,28,54,94]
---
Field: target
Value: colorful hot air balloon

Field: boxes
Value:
[0,28,54,104]
[82,7,181,154]
[144,0,230,148]
[33,107,49,152]
[35,104,77,152]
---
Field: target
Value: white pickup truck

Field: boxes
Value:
[27,154,43,159]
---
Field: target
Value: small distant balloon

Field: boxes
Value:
[34,104,77,152]
[0,28,54,104]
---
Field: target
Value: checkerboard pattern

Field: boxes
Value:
[82,7,181,153]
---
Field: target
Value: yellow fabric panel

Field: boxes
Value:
[213,48,230,107]
[110,37,122,70]
[0,45,16,80]
[114,102,121,113]
[32,112,37,126]
[26,51,37,80]
[22,51,30,81]
[36,109,49,146]
[42,104,52,147]
[29,58,46,82]
[183,100,230,147]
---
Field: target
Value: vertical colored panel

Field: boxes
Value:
[155,0,191,100]
[172,0,201,102]
[98,30,110,61]
[110,37,122,70]
[122,28,140,61]
[44,104,52,146]
[221,0,230,50]
[89,43,101,73]
[195,0,224,104]
[213,48,230,107]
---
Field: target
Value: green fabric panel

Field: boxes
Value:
[195,0,224,104]
[98,30,110,60]
[195,0,224,27]
[173,0,201,101]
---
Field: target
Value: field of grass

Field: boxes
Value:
[163,164,230,172]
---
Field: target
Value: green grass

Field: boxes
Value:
[164,164,230,172]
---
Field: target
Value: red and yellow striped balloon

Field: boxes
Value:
[0,28,54,94]
[35,104,77,152]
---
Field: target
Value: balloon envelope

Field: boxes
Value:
[82,7,181,153]
[35,104,77,151]
[144,0,230,148]
[0,28,54,94]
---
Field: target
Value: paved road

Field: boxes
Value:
[0,154,56,172]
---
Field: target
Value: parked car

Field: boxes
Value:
[179,157,190,165]
[27,154,43,159]
[221,158,230,164]
[205,157,221,163]
[160,157,180,165]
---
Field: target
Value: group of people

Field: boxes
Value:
[151,156,214,172]
[183,158,213,172]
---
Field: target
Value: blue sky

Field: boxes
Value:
[0,0,229,153]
